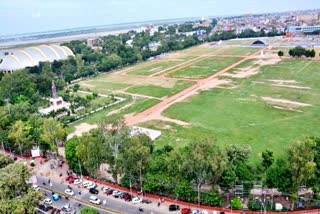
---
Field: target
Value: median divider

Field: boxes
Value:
[39,184,124,214]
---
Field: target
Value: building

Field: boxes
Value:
[252,39,269,46]
[287,26,320,34]
[0,45,74,72]
[296,14,320,22]
[87,38,96,47]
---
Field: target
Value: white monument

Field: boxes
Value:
[39,81,70,115]
[260,50,264,58]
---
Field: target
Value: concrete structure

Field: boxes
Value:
[130,126,161,141]
[87,38,96,47]
[252,39,269,46]
[287,26,320,34]
[38,81,70,115]
[0,45,74,72]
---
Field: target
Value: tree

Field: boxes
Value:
[98,117,129,183]
[0,162,43,213]
[262,150,274,171]
[172,139,227,205]
[76,130,105,177]
[65,137,88,176]
[120,133,153,193]
[266,158,292,192]
[231,197,243,210]
[0,154,13,168]
[173,180,196,202]
[278,50,284,57]
[226,144,251,165]
[310,49,316,58]
[8,120,33,155]
[40,118,66,155]
[288,138,316,191]
[80,207,99,214]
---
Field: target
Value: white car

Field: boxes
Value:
[89,196,101,205]
[82,181,93,188]
[102,187,110,193]
[61,204,71,212]
[73,179,82,185]
[43,198,52,205]
[192,210,202,214]
[132,197,142,204]
[202,210,208,214]
[88,182,97,189]
[33,184,40,191]
[112,190,122,197]
[64,188,74,196]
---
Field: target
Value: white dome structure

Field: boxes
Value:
[0,45,74,72]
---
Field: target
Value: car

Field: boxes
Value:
[65,175,73,181]
[181,208,192,214]
[61,204,71,212]
[112,190,122,197]
[52,193,60,201]
[132,197,142,204]
[87,182,97,189]
[102,187,110,193]
[121,193,132,201]
[38,204,52,212]
[169,204,180,211]
[64,188,74,196]
[89,196,101,205]
[89,188,99,194]
[73,178,82,185]
[43,198,53,205]
[192,210,202,214]
[33,184,40,191]
[106,189,114,195]
[142,198,152,204]
[82,180,93,188]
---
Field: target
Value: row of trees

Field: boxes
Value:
[0,154,43,213]
[65,117,320,208]
[278,47,317,58]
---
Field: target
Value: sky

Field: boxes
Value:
[1,0,319,35]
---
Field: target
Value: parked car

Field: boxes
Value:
[87,182,96,189]
[122,193,132,201]
[169,204,180,211]
[132,197,142,204]
[89,196,101,205]
[73,179,82,185]
[65,176,75,184]
[61,204,71,212]
[106,189,114,195]
[102,187,110,193]
[33,184,40,191]
[89,188,99,194]
[181,208,192,214]
[38,204,53,212]
[142,198,152,204]
[43,198,53,205]
[112,190,122,197]
[82,181,93,188]
[64,188,74,196]
[192,210,202,214]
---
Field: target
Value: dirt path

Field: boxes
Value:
[125,47,266,126]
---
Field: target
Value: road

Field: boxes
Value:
[37,176,166,214]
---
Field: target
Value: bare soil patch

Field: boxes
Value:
[67,123,98,140]
[261,97,312,110]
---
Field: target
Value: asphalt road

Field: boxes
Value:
[37,176,165,214]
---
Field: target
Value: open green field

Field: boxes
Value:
[155,59,320,162]
[167,57,240,79]
[128,60,186,76]
[217,47,260,56]
[78,80,131,93]
[67,97,159,133]
[126,80,194,98]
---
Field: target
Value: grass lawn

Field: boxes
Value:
[167,57,240,79]
[79,81,131,93]
[67,97,160,133]
[126,80,195,98]
[217,47,261,56]
[128,60,185,76]
[156,59,320,163]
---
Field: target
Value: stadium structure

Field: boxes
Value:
[0,45,74,72]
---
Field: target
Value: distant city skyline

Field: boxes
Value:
[1,0,320,35]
